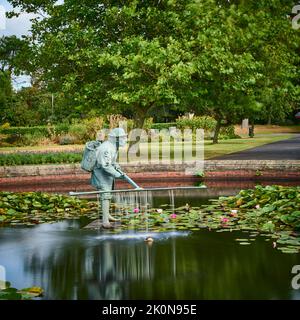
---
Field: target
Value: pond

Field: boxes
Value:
[0,193,300,300]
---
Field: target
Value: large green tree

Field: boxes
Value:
[7,0,300,142]
[8,1,192,127]
[180,0,300,142]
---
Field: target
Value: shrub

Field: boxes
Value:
[68,123,88,143]
[175,116,239,140]
[143,117,154,130]
[58,134,79,145]
[219,126,240,139]
[151,122,177,130]
[81,117,104,140]
[55,123,70,135]
[3,133,23,145]
[0,126,49,136]
[0,152,82,166]
[176,116,216,131]
[0,122,10,129]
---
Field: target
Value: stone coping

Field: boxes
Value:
[1,160,300,178]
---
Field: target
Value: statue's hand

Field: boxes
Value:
[116,169,126,179]
[114,163,121,171]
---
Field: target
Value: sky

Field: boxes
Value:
[0,0,35,38]
[0,0,64,89]
[0,0,34,89]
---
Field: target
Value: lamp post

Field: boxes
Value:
[51,93,54,118]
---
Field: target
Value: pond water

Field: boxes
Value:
[0,194,300,300]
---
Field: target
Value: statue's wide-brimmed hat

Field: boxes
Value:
[108,127,127,137]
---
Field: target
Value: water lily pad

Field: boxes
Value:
[277,247,299,254]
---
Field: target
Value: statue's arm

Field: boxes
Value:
[100,150,123,178]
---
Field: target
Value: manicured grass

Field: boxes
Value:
[204,134,293,159]
[0,133,295,165]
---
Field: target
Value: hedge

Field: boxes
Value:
[0,152,82,166]
[150,122,177,130]
[0,124,70,137]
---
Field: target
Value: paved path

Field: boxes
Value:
[213,134,300,160]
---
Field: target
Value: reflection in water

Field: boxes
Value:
[0,219,300,300]
[21,228,189,300]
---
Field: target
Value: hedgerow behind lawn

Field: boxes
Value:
[0,152,82,166]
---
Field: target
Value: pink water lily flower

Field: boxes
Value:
[133,208,139,213]
[156,209,163,214]
[221,217,229,223]
[255,204,260,209]
[170,213,177,219]
[230,210,238,217]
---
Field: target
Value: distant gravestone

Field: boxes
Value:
[241,119,249,129]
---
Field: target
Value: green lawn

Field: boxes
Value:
[0,133,295,165]
[127,134,294,161]
[204,134,294,159]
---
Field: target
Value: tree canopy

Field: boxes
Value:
[4,0,300,141]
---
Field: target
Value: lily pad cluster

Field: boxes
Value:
[0,282,43,300]
[109,185,300,254]
[0,192,98,226]
[1,186,300,254]
[206,185,300,254]
[219,185,300,230]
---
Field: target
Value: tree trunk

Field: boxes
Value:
[267,114,272,125]
[212,118,222,144]
[249,121,255,138]
[128,107,146,151]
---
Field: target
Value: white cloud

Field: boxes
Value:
[2,12,36,37]
[0,5,5,30]
[13,74,32,91]
[0,0,36,37]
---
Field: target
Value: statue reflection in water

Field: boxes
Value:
[15,220,298,300]
[22,230,157,300]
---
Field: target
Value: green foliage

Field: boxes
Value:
[151,122,177,130]
[176,116,217,131]
[216,185,300,231]
[175,116,239,139]
[58,134,78,145]
[219,126,240,140]
[108,184,300,254]
[0,126,49,136]
[0,283,43,300]
[143,117,154,130]
[0,185,299,254]
[0,152,82,166]
[0,71,13,124]
[3,1,300,136]
[0,191,97,226]
[67,117,104,143]
[0,117,104,146]
[0,36,29,73]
